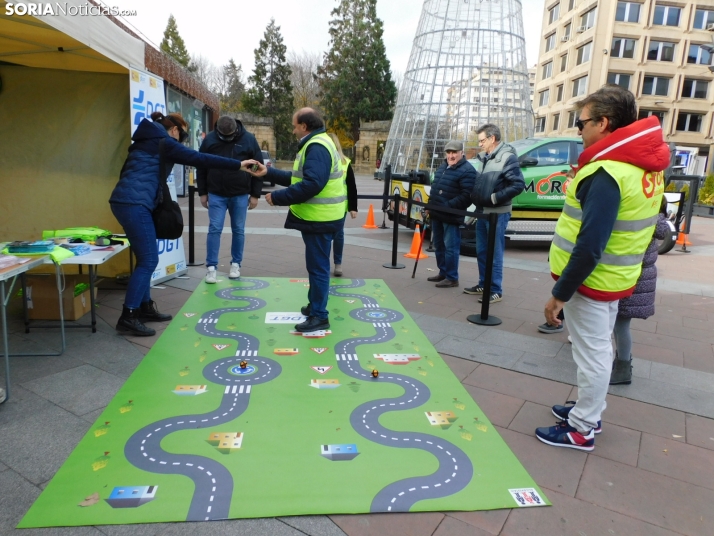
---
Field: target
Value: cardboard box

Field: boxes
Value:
[25,274,97,321]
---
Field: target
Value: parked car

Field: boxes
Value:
[261,150,275,187]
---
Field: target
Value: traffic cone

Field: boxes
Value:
[676,218,692,247]
[404,224,429,259]
[362,204,379,229]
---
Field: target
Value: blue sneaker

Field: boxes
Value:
[535,420,595,451]
[552,401,602,434]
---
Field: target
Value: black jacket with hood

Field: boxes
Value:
[196,120,263,199]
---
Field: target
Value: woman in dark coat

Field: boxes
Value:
[109,112,249,337]
[610,197,670,385]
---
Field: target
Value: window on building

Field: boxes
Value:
[653,4,681,27]
[615,2,641,23]
[560,53,568,72]
[568,0,576,11]
[676,112,704,132]
[642,76,670,96]
[563,23,572,39]
[542,61,553,79]
[568,111,578,128]
[572,75,588,97]
[607,73,631,89]
[682,79,709,99]
[611,37,636,58]
[638,109,666,126]
[553,113,561,131]
[647,40,676,62]
[545,33,556,52]
[576,42,592,65]
[556,84,564,102]
[549,3,560,24]
[580,8,597,29]
[688,44,713,65]
[693,8,714,29]
[539,89,550,107]
[535,117,546,133]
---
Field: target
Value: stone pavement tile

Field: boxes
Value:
[683,350,714,375]
[64,330,145,380]
[496,426,587,497]
[0,386,90,485]
[432,516,493,536]
[577,455,712,536]
[603,394,686,440]
[130,342,149,356]
[686,415,714,453]
[330,512,445,536]
[422,328,448,346]
[632,342,684,367]
[650,362,714,394]
[512,322,572,345]
[441,354,480,382]
[414,315,487,340]
[446,510,510,535]
[154,518,308,536]
[507,401,555,436]
[608,376,714,419]
[638,432,714,491]
[512,353,577,385]
[476,329,563,357]
[591,423,641,467]
[631,329,713,356]
[3,353,85,386]
[278,515,347,536]
[460,303,536,324]
[22,364,124,416]
[479,316,525,335]
[631,357,653,379]
[682,316,714,330]
[98,522,175,536]
[655,322,714,345]
[435,338,524,368]
[80,407,104,425]
[501,488,680,536]
[630,318,658,333]
[0,460,7,472]
[400,299,460,319]
[464,365,572,408]
[463,384,524,428]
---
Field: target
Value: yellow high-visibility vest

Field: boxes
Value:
[550,159,664,298]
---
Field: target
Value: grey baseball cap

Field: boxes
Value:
[444,140,463,152]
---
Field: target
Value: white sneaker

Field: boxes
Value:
[206,266,217,284]
[229,263,241,279]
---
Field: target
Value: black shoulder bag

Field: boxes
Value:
[152,138,184,239]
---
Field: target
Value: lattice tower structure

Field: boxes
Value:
[382,0,532,175]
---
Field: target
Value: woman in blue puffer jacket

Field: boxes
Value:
[610,196,670,385]
[110,112,248,337]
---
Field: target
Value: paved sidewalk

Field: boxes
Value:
[1,174,713,535]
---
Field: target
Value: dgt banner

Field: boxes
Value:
[129,67,188,285]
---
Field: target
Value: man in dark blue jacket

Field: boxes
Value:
[464,124,525,303]
[197,116,263,283]
[243,108,345,333]
[426,141,477,287]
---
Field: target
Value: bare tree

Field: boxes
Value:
[287,49,322,111]
[189,53,220,92]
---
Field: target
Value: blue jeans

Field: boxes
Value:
[333,227,344,265]
[430,219,461,281]
[476,212,511,295]
[302,231,336,320]
[110,204,158,309]
[206,193,249,268]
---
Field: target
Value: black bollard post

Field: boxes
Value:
[467,212,502,326]
[380,165,391,229]
[186,184,204,266]
[383,193,406,269]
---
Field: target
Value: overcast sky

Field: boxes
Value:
[112,0,545,78]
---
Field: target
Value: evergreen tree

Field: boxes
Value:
[317,0,397,144]
[218,59,246,113]
[160,15,192,69]
[242,19,294,159]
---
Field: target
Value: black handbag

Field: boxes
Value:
[152,139,184,239]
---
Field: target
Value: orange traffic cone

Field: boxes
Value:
[362,204,379,229]
[404,224,429,259]
[676,218,693,247]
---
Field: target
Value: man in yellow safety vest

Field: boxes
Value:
[536,85,669,452]
[244,108,345,333]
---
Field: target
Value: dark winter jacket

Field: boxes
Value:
[109,119,244,211]
[196,120,263,199]
[429,157,477,224]
[616,214,669,319]
[470,142,525,214]
[346,163,358,213]
[265,128,345,234]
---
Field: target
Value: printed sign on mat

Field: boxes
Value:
[508,488,544,507]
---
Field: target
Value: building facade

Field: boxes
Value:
[533,0,714,173]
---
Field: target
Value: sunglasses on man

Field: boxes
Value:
[575,117,594,131]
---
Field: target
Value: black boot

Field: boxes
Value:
[139,300,172,322]
[295,316,330,332]
[117,305,156,337]
[300,303,312,316]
